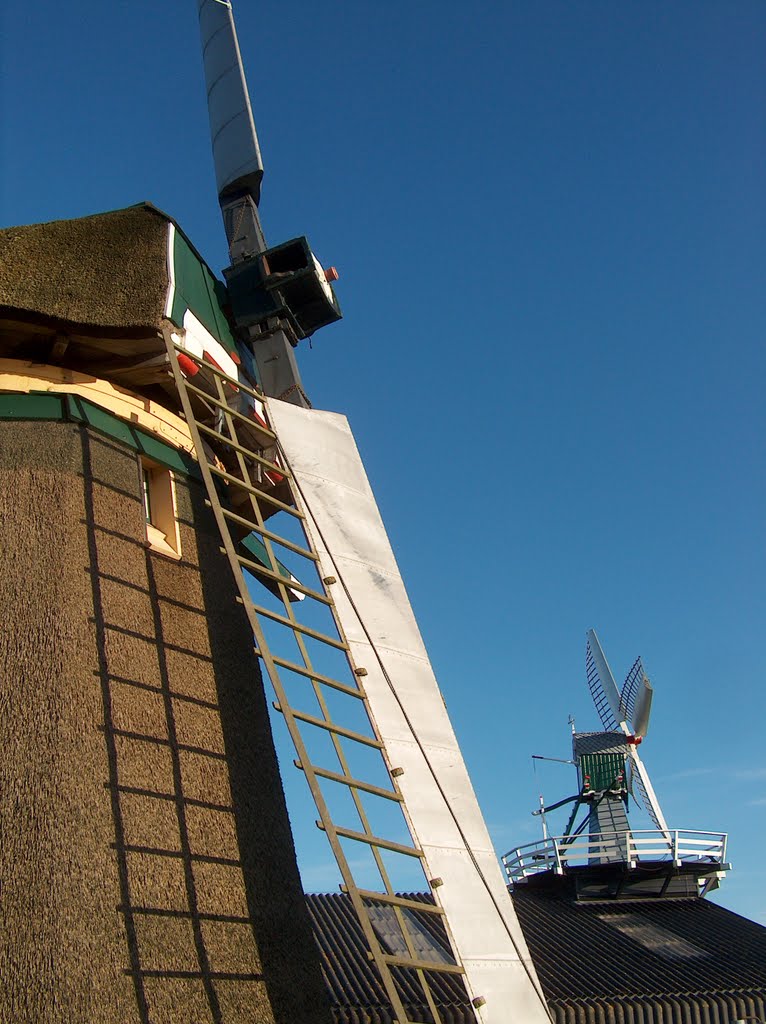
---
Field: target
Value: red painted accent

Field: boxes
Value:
[627,735,642,745]
[203,350,238,391]
[266,454,285,487]
[324,266,339,283]
[249,407,269,430]
[202,349,224,372]
[177,352,200,377]
[231,351,242,365]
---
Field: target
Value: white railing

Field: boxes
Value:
[501,829,728,884]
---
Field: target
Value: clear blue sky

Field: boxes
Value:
[2,2,764,921]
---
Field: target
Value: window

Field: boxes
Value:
[597,912,709,961]
[140,458,181,559]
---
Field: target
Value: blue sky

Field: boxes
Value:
[2,2,765,921]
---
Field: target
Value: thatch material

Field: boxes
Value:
[0,205,169,332]
[0,419,332,1024]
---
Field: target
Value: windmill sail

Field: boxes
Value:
[628,745,668,832]
[198,0,263,200]
[630,675,653,738]
[269,400,550,1021]
[586,629,621,731]
[197,0,266,258]
[192,2,550,1020]
[619,655,645,724]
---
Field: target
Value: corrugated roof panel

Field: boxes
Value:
[511,886,766,1015]
[307,890,766,1024]
[306,893,474,1024]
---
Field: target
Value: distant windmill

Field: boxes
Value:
[580,627,667,849]
[503,630,729,900]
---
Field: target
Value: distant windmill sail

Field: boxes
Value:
[584,629,668,833]
[586,630,621,731]
[619,655,645,725]
[630,675,653,739]
[630,750,665,829]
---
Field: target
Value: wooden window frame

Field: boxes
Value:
[140,457,182,559]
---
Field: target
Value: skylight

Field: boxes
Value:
[598,913,710,961]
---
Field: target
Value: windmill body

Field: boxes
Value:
[0,205,331,1023]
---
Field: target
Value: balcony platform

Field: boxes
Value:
[503,829,730,900]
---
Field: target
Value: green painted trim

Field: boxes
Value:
[580,751,627,794]
[241,532,302,601]
[0,391,200,479]
[0,392,67,419]
[170,229,238,355]
[242,533,293,581]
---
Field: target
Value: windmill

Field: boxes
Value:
[0,2,550,1022]
[503,630,729,900]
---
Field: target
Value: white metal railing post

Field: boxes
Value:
[553,837,563,875]
[501,829,729,882]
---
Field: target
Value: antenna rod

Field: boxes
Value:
[197,0,266,262]
[537,794,548,841]
[531,755,577,766]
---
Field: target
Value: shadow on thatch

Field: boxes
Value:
[80,428,330,1024]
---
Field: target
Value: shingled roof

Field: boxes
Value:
[306,890,766,1024]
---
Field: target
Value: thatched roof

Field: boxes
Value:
[0,204,169,332]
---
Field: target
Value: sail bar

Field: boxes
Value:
[268,400,551,1024]
[197,0,263,200]
[197,0,266,257]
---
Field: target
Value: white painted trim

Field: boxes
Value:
[164,222,177,320]
[178,308,239,382]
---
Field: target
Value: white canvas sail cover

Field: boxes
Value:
[198,0,264,199]
[268,400,550,1023]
